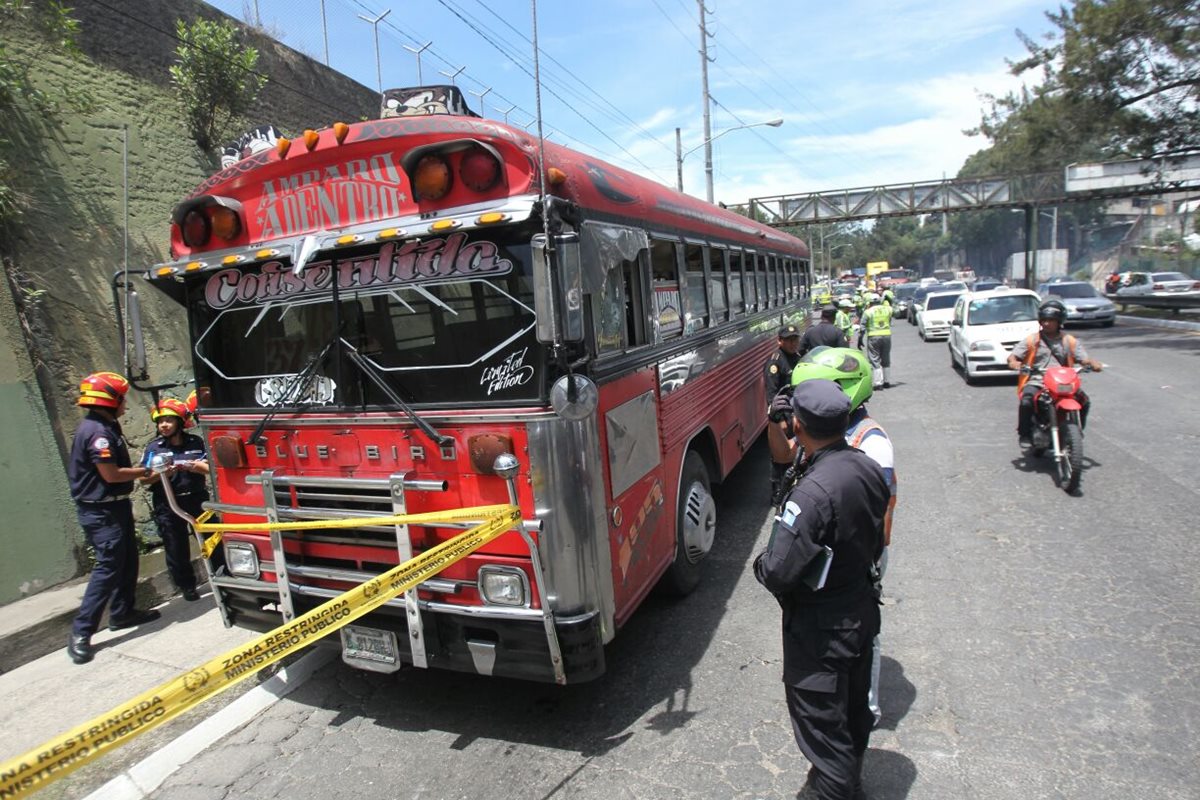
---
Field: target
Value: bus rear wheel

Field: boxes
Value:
[660,451,715,596]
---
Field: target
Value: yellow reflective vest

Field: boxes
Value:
[864,304,892,336]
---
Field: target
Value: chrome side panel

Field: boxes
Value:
[605,390,661,497]
[526,416,615,643]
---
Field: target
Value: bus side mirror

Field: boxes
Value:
[532,232,583,344]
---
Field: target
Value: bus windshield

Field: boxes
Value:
[187,232,542,410]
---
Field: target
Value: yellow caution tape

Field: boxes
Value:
[0,503,521,798]
[193,510,221,558]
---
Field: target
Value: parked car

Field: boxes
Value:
[890,284,919,318]
[1036,280,1116,327]
[917,290,963,340]
[948,288,1042,383]
[1114,271,1200,296]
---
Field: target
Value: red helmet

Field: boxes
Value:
[151,397,192,428]
[78,371,130,409]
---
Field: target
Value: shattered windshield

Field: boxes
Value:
[186,231,544,410]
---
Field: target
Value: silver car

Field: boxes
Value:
[1037,281,1117,327]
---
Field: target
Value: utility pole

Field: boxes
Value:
[319,0,330,66]
[697,0,715,204]
[675,127,683,191]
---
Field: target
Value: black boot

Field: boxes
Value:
[67,633,93,664]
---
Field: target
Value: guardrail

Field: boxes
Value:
[1105,292,1200,311]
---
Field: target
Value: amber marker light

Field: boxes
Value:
[221,255,243,265]
[276,137,291,158]
[477,212,508,225]
[430,219,460,233]
[333,122,349,144]
[336,234,362,246]
[156,266,176,277]
[376,228,405,240]
[303,129,320,151]
[185,261,206,272]
[547,167,567,186]
[255,248,280,259]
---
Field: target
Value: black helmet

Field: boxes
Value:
[1038,299,1067,321]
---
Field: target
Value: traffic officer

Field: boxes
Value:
[140,398,210,601]
[754,379,889,800]
[68,372,161,664]
[834,298,855,343]
[861,293,894,389]
[765,324,803,503]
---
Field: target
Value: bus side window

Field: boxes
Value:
[764,255,776,308]
[683,242,708,334]
[650,238,683,341]
[708,245,728,323]
[624,254,648,347]
[593,261,628,354]
[729,250,744,315]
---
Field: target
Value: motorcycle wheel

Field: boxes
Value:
[1059,420,1084,493]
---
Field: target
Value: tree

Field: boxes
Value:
[169,17,267,154]
[977,0,1199,163]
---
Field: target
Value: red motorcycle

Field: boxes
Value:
[1025,364,1093,493]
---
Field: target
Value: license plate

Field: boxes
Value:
[1079,312,1094,318]
[340,624,401,673]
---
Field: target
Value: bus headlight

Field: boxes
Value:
[478,566,528,607]
[225,542,260,578]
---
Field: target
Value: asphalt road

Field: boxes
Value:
[144,319,1200,800]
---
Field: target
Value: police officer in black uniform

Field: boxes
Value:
[139,398,210,601]
[799,306,848,357]
[68,372,161,664]
[766,324,803,502]
[754,379,890,800]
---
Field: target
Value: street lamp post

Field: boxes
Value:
[675,119,783,200]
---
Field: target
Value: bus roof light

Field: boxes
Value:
[181,209,210,248]
[336,234,362,246]
[303,129,320,151]
[211,206,242,241]
[221,255,243,265]
[255,248,280,259]
[333,122,349,144]
[156,266,177,277]
[547,167,567,186]
[376,228,406,240]
[276,137,291,158]
[413,154,453,201]
[460,147,501,192]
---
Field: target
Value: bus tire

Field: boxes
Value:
[660,451,716,596]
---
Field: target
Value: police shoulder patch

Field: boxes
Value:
[92,437,110,450]
[781,500,802,526]
[769,365,779,374]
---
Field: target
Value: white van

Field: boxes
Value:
[947,288,1042,383]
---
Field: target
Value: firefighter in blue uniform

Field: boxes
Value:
[67,372,161,665]
[139,398,210,601]
[765,325,804,503]
[754,379,890,799]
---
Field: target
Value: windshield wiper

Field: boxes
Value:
[338,338,453,448]
[247,324,343,445]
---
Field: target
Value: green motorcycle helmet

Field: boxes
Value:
[790,347,873,411]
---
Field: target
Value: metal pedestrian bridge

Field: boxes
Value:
[747,153,1200,227]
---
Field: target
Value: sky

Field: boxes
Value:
[205,0,1058,205]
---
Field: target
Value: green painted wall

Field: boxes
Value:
[0,0,377,604]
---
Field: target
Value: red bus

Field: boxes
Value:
[124,86,811,683]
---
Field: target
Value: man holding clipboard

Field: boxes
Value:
[753,379,890,800]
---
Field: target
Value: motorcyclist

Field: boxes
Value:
[1006,299,1103,448]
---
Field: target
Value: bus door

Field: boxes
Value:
[591,242,672,621]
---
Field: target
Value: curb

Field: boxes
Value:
[1114,314,1200,332]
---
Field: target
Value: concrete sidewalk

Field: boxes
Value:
[0,583,267,799]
